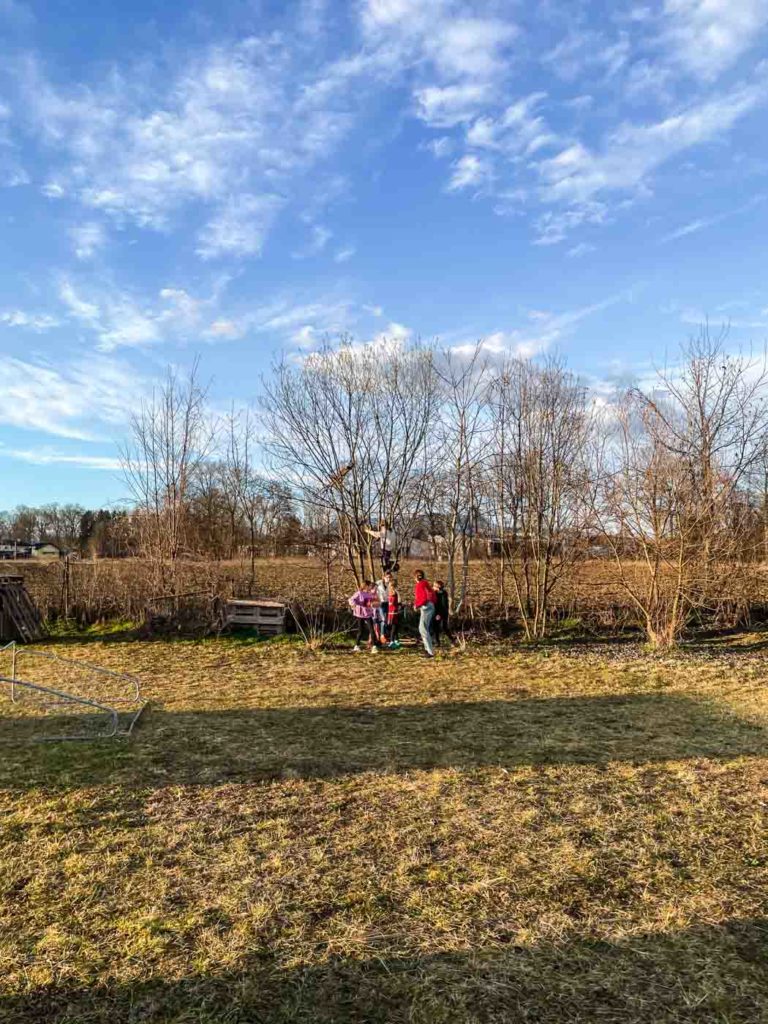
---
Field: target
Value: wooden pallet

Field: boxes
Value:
[225,599,287,635]
[0,576,47,642]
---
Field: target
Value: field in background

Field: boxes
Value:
[1,635,768,1022]
[15,556,768,631]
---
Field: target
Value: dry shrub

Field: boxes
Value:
[14,556,768,638]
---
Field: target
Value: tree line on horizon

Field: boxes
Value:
[6,327,768,648]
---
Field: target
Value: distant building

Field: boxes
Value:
[0,540,32,560]
[30,542,64,559]
[0,541,67,560]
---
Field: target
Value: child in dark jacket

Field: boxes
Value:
[432,580,455,647]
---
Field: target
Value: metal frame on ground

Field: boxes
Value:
[0,641,147,742]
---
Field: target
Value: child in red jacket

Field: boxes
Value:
[413,569,436,658]
[387,579,402,649]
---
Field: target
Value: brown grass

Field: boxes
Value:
[1,635,767,1022]
[19,555,768,633]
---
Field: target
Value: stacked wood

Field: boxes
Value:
[0,576,47,642]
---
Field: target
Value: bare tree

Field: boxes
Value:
[430,344,489,611]
[261,338,436,584]
[485,356,596,639]
[120,361,215,596]
[596,330,768,646]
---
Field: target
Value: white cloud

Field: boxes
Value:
[416,83,493,127]
[206,318,242,339]
[544,30,631,82]
[258,299,350,335]
[334,246,355,263]
[360,0,519,129]
[659,194,765,242]
[291,324,318,348]
[16,36,368,260]
[196,193,286,260]
[0,447,122,470]
[567,241,597,257]
[41,180,65,198]
[534,202,609,245]
[59,279,223,351]
[0,160,29,186]
[452,293,628,358]
[54,274,364,351]
[539,80,768,206]
[363,2,768,247]
[447,152,493,191]
[371,321,412,346]
[662,0,768,80]
[660,216,714,241]
[0,355,146,439]
[0,309,59,330]
[70,221,107,260]
[292,221,333,259]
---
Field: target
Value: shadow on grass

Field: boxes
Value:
[683,632,768,656]
[3,918,766,1024]
[1,692,766,789]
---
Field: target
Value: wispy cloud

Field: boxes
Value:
[70,221,107,260]
[408,4,768,246]
[0,309,59,330]
[447,152,494,191]
[539,79,767,206]
[660,194,766,242]
[196,194,286,260]
[360,0,519,128]
[13,36,368,261]
[662,0,768,80]
[0,446,122,470]
[333,245,355,263]
[0,355,147,439]
[661,215,717,242]
[292,221,333,259]
[543,29,631,83]
[452,292,629,359]
[58,278,235,351]
[567,241,597,258]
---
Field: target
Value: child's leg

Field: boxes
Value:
[379,603,389,642]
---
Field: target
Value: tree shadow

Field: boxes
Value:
[1,692,766,790]
[684,632,768,656]
[2,918,766,1023]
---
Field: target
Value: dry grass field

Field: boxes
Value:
[1,633,768,1022]
[19,555,768,631]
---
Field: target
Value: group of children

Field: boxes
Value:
[348,570,454,658]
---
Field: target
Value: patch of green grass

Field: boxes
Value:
[45,617,140,640]
[1,637,767,1022]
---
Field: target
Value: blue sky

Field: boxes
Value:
[1,0,768,507]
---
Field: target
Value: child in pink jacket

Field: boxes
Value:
[348,581,380,652]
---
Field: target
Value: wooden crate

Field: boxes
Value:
[225,599,287,635]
